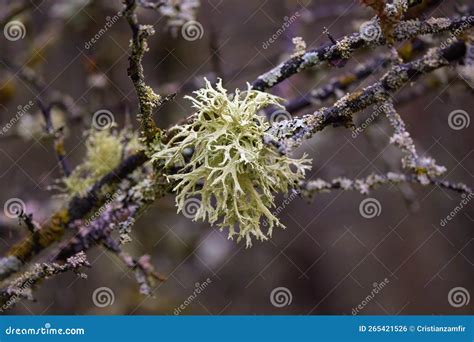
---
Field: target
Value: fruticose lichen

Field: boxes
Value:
[63,128,139,197]
[17,109,66,141]
[153,79,311,247]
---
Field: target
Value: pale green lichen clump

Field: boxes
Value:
[153,79,311,247]
[63,128,139,197]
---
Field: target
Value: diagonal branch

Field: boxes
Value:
[253,15,474,91]
[271,41,468,150]
[285,39,427,114]
[0,252,89,312]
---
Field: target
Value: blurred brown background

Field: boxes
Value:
[0,0,472,315]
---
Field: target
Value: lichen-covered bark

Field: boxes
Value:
[285,39,427,114]
[271,41,468,149]
[252,15,474,91]
[301,172,473,197]
[123,0,162,146]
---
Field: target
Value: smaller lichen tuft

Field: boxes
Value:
[153,79,311,247]
[63,128,138,197]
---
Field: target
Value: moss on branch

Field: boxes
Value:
[123,0,162,146]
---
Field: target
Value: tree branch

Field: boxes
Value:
[271,41,468,150]
[123,0,163,146]
[301,172,473,197]
[285,39,427,114]
[253,15,474,91]
[0,252,89,312]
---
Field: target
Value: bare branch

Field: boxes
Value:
[0,252,89,312]
[285,40,427,114]
[253,15,474,91]
[301,172,473,197]
[271,41,468,150]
